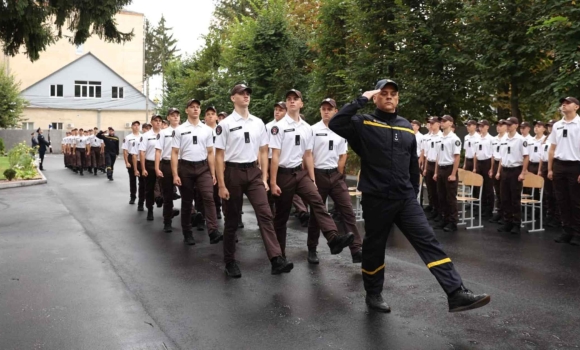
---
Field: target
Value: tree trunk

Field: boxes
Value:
[510,79,521,123]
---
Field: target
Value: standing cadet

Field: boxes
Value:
[36,128,51,171]
[463,120,480,171]
[89,129,101,176]
[96,127,120,181]
[474,120,494,217]
[155,108,182,232]
[69,129,78,172]
[131,124,150,211]
[203,106,223,219]
[215,83,294,278]
[307,97,363,264]
[529,121,546,176]
[217,112,227,123]
[412,120,424,162]
[172,100,223,244]
[519,122,535,150]
[329,79,489,313]
[548,97,580,245]
[123,121,142,204]
[433,115,462,232]
[541,120,560,227]
[74,128,89,176]
[424,117,442,220]
[140,115,163,221]
[266,102,287,215]
[496,117,529,234]
[489,120,508,223]
[269,89,354,257]
[62,132,70,168]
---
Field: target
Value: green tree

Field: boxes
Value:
[0,66,27,128]
[0,0,134,62]
[152,15,179,97]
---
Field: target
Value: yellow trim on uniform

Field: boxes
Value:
[427,258,452,269]
[362,264,385,275]
[363,120,414,134]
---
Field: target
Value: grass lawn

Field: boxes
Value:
[0,156,9,180]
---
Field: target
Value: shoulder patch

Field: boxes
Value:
[523,141,528,147]
[216,125,222,136]
[455,140,460,146]
[157,133,160,140]
[172,130,175,137]
[271,126,279,135]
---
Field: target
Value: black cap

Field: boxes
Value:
[477,120,490,126]
[520,121,531,128]
[533,121,545,127]
[151,114,163,122]
[547,119,557,126]
[375,79,399,91]
[205,106,217,113]
[505,117,519,125]
[320,98,337,108]
[274,101,287,110]
[218,112,228,118]
[559,97,580,105]
[441,115,454,123]
[131,120,141,126]
[411,120,421,126]
[285,89,303,99]
[167,107,180,116]
[466,119,477,126]
[230,84,252,96]
[428,116,441,124]
[186,98,201,108]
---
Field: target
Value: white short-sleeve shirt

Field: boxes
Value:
[425,131,443,162]
[75,136,88,148]
[500,133,529,167]
[138,130,159,161]
[156,127,177,160]
[437,132,462,166]
[474,133,494,161]
[123,133,141,151]
[547,115,580,161]
[528,135,545,163]
[310,120,347,169]
[492,134,505,160]
[172,122,213,162]
[268,115,313,168]
[214,111,268,163]
[415,132,424,157]
[266,120,278,159]
[464,133,480,159]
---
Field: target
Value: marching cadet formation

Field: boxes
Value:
[56,78,580,314]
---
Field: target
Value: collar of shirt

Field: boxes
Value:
[283,114,304,126]
[561,115,580,125]
[231,110,257,123]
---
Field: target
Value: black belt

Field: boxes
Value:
[478,158,491,161]
[503,166,522,170]
[314,168,338,175]
[466,157,474,160]
[225,161,256,169]
[161,159,170,164]
[529,161,540,165]
[438,164,453,168]
[554,159,580,164]
[427,160,436,163]
[180,159,207,166]
[278,165,303,174]
[145,159,155,163]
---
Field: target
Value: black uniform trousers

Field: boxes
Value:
[75,148,86,172]
[465,157,480,199]
[540,166,560,221]
[135,161,146,206]
[105,151,117,178]
[492,160,502,214]
[361,194,463,295]
[39,150,46,169]
[476,158,494,214]
[126,154,139,200]
[144,160,157,210]
[553,160,580,235]
[500,166,523,225]
[160,160,175,224]
[436,165,459,224]
[425,161,438,212]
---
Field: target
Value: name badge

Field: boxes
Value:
[316,133,327,136]
[329,140,334,150]
[193,136,198,144]
[431,142,434,148]
[563,129,568,138]
[496,146,500,152]
[213,136,216,143]
[534,146,538,152]
[285,129,295,133]
[479,144,482,151]
[295,135,301,146]
[507,146,511,154]
[441,144,444,151]
[244,132,250,143]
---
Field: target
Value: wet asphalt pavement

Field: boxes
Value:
[1,154,580,350]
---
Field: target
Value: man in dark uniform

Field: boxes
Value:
[96,127,120,181]
[31,133,38,148]
[36,128,51,170]
[329,79,490,313]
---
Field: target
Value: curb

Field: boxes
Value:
[0,167,47,190]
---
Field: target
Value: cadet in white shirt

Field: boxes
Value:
[62,132,71,169]
[433,115,461,231]
[496,117,529,234]
[123,121,143,205]
[540,120,561,228]
[548,97,580,245]
[215,84,293,278]
[131,123,151,211]
[139,115,163,220]
[412,120,424,160]
[203,106,223,221]
[68,129,78,172]
[424,117,443,221]
[93,127,105,174]
[306,98,363,265]
[88,129,99,176]
[528,121,546,176]
[519,121,535,156]
[171,100,222,245]
[463,120,480,171]
[474,120,495,217]
[270,89,354,258]
[489,120,508,223]
[74,128,90,176]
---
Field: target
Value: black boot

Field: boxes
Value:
[299,212,310,227]
[147,209,154,221]
[424,205,433,212]
[489,212,501,223]
[444,223,458,232]
[307,250,319,264]
[555,231,573,244]
[191,212,203,227]
[88,168,93,174]
[271,256,294,275]
[209,229,224,244]
[137,203,144,212]
[351,250,362,264]
[155,197,163,208]
[197,217,205,231]
[427,211,439,220]
[238,221,245,228]
[365,293,391,313]
[433,220,447,230]
[225,261,241,278]
[172,209,180,218]
[510,223,521,234]
[448,286,491,312]
[129,197,136,205]
[327,232,355,255]
[497,222,513,233]
[183,231,196,245]
[163,222,172,233]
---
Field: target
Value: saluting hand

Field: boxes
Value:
[362,89,382,100]
[173,176,182,186]
[156,169,163,178]
[219,187,230,201]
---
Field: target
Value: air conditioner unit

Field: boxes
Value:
[67,123,74,128]
[125,122,131,128]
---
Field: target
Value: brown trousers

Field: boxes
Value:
[436,165,459,224]
[500,166,523,224]
[553,160,580,233]
[307,170,362,254]
[178,160,217,233]
[540,166,560,221]
[475,158,494,213]
[492,160,502,214]
[223,164,282,263]
[293,195,307,213]
[425,161,438,211]
[274,168,338,254]
[160,160,175,223]
[90,147,101,168]
[144,160,158,210]
[75,148,87,169]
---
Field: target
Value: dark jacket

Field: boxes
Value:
[37,134,50,152]
[328,96,420,199]
[31,136,38,148]
[96,131,120,155]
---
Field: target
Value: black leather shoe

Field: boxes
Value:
[299,212,310,227]
[328,232,355,255]
[433,214,443,223]
[147,209,154,221]
[510,224,521,234]
[80,172,84,176]
[489,213,501,223]
[352,250,362,264]
[448,286,491,312]
[555,232,573,243]
[238,222,244,229]
[307,250,319,264]
[433,221,447,230]
[94,172,98,176]
[444,223,458,232]
[172,209,180,218]
[427,211,439,220]
[209,230,224,244]
[191,212,203,227]
[225,261,241,278]
[129,198,136,205]
[163,222,172,233]
[424,205,433,212]
[173,193,181,200]
[183,232,196,245]
[570,235,580,246]
[155,197,163,208]
[497,223,513,233]
[137,205,144,212]
[271,256,294,275]
[365,294,391,313]
[108,177,114,181]
[197,220,205,231]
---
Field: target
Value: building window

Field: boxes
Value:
[51,122,63,130]
[22,122,34,130]
[112,86,124,99]
[50,84,63,97]
[74,81,101,98]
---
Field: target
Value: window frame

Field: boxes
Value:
[111,86,124,99]
[74,81,101,99]
[51,122,64,130]
[50,84,64,98]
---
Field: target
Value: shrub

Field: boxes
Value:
[0,137,5,154]
[7,142,37,180]
[3,168,16,181]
